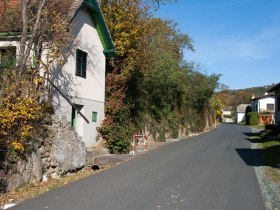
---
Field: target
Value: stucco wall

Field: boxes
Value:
[51,8,106,147]
[0,8,107,147]
[251,96,275,113]
[52,8,106,102]
[259,97,275,112]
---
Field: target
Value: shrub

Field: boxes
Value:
[99,120,135,154]
[245,106,252,125]
[248,112,258,125]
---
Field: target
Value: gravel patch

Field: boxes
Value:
[251,127,280,210]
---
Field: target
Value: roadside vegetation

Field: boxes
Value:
[99,0,222,153]
[250,125,280,167]
[0,0,222,195]
[249,125,280,196]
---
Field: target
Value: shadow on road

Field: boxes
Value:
[236,148,263,167]
[243,132,257,137]
[236,145,280,168]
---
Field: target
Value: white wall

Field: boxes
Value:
[1,8,107,147]
[52,8,106,102]
[0,41,19,49]
[237,113,245,123]
[51,8,106,147]
[251,96,275,113]
[259,97,275,112]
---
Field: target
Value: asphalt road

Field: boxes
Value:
[12,124,265,210]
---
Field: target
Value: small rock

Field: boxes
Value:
[4,203,17,209]
[42,175,48,182]
[51,173,59,179]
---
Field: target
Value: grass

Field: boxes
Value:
[259,140,280,168]
[250,125,265,130]
[250,136,262,140]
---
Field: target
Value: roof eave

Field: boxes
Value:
[267,83,280,92]
[83,0,115,58]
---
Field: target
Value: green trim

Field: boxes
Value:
[103,49,115,57]
[83,0,115,58]
[0,32,21,38]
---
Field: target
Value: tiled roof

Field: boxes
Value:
[236,104,250,113]
[251,93,275,101]
[0,0,19,17]
[0,0,115,56]
[0,0,91,25]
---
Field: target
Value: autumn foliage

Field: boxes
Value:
[0,0,72,157]
[100,0,220,153]
[0,81,42,153]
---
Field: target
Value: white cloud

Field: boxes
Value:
[185,25,280,65]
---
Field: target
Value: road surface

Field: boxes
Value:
[12,124,265,210]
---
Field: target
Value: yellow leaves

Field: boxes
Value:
[0,79,42,153]
[101,0,146,58]
[11,141,24,152]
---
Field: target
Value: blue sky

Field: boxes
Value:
[156,0,280,90]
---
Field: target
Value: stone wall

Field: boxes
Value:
[5,115,86,192]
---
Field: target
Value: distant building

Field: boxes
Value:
[250,93,275,125]
[222,108,233,123]
[251,93,275,113]
[268,83,280,124]
[235,104,250,123]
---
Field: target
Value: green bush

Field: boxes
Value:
[248,112,258,125]
[99,122,134,154]
[245,106,252,125]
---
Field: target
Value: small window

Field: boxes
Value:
[277,96,280,111]
[92,112,97,122]
[0,47,16,69]
[267,104,274,111]
[76,49,87,78]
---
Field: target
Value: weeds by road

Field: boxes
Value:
[0,168,99,209]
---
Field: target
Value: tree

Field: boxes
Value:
[100,0,220,152]
[0,0,72,155]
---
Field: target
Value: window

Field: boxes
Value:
[0,47,16,69]
[76,49,87,78]
[278,96,280,111]
[92,112,97,122]
[267,104,274,111]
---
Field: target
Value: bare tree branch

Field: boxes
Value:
[19,0,46,78]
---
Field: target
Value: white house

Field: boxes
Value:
[251,93,275,114]
[221,108,233,123]
[268,83,280,124]
[0,0,115,147]
[235,104,250,123]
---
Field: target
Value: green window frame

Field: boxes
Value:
[76,49,87,78]
[92,112,97,122]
